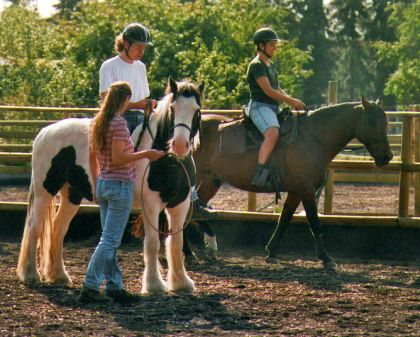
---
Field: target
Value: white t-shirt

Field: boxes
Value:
[99,55,150,103]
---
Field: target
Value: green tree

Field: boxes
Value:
[376,0,419,106]
[0,0,311,108]
[327,0,374,102]
[53,0,82,20]
[363,0,397,107]
[285,0,332,106]
[0,5,56,105]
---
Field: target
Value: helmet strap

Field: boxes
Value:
[124,41,134,61]
[257,43,272,59]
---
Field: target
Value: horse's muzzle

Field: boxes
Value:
[375,153,393,167]
[170,138,190,158]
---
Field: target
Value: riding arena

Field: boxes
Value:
[0,95,419,336]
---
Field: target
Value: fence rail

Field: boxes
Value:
[1,105,419,221]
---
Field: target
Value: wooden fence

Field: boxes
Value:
[0,105,419,220]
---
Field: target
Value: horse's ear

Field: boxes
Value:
[198,81,205,95]
[361,96,371,110]
[375,98,383,108]
[168,76,178,96]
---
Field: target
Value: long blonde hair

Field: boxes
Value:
[90,81,132,153]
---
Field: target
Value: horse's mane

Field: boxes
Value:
[167,80,202,107]
[308,102,360,117]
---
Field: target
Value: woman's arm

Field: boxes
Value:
[88,140,100,203]
[256,76,305,110]
[100,93,157,110]
[127,99,157,110]
[112,140,164,165]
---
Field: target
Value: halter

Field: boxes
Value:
[134,95,201,153]
[359,104,384,149]
[170,105,201,143]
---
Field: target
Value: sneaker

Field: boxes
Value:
[105,289,141,304]
[78,286,113,304]
[251,164,273,189]
[191,199,218,221]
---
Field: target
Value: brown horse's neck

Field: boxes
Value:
[305,103,361,161]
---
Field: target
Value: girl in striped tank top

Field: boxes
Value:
[78,81,164,304]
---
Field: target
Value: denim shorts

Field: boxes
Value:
[248,101,280,134]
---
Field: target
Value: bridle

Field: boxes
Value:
[359,104,385,150]
[134,95,201,152]
[170,105,201,145]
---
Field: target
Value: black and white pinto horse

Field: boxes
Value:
[17,78,203,294]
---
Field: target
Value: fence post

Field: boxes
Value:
[398,116,414,217]
[412,105,420,216]
[328,81,338,106]
[323,81,337,214]
[247,192,256,212]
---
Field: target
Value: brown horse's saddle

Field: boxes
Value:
[218,107,299,155]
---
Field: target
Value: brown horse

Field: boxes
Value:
[192,97,393,271]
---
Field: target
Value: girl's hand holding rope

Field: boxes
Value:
[141,149,166,161]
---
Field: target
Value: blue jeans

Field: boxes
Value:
[124,110,144,134]
[84,179,134,291]
[248,101,280,134]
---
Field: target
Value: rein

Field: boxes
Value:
[134,99,154,152]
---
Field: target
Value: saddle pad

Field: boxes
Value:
[218,119,247,154]
[218,113,300,155]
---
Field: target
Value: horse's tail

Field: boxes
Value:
[38,194,57,278]
[17,176,57,280]
[131,211,168,240]
[131,215,144,239]
[17,180,35,277]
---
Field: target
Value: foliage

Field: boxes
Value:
[0,0,418,109]
[376,0,419,106]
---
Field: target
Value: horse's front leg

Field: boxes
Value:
[142,198,167,294]
[302,197,336,272]
[166,199,195,293]
[265,193,301,263]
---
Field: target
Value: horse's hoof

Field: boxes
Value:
[184,253,198,264]
[18,272,41,287]
[265,256,280,264]
[204,248,217,261]
[45,277,73,287]
[142,286,167,295]
[169,280,196,294]
[24,277,41,287]
[323,260,337,275]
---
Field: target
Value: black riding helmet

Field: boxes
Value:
[253,27,280,45]
[123,23,153,46]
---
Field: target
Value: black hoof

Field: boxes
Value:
[323,259,337,275]
[265,256,280,264]
[184,252,198,264]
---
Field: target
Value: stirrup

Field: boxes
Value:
[251,167,270,187]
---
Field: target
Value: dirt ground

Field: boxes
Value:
[0,240,419,337]
[0,183,419,336]
[0,182,416,215]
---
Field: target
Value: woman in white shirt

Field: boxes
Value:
[99,23,156,134]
